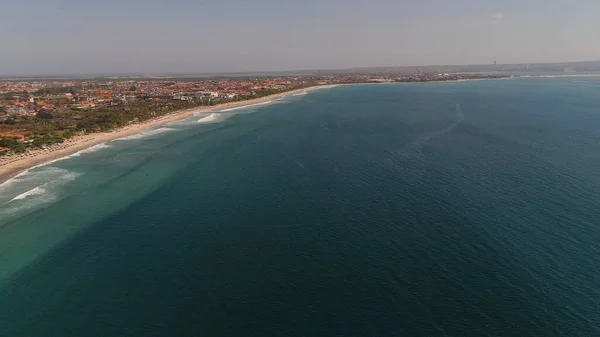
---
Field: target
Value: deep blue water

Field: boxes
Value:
[2,78,600,336]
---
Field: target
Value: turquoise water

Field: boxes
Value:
[2,79,600,335]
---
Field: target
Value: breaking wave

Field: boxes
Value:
[0,159,73,193]
[119,128,176,140]
[0,168,82,220]
[220,101,273,112]
[70,143,112,157]
[10,187,47,202]
[197,113,222,124]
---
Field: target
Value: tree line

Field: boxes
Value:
[0,88,289,154]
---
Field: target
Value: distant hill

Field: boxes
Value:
[3,61,600,79]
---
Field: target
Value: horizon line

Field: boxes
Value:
[2,59,600,79]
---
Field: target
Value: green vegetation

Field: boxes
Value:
[0,88,293,154]
[0,137,26,153]
[30,133,66,147]
[1,93,18,100]
[73,100,200,131]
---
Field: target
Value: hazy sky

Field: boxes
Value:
[2,0,600,75]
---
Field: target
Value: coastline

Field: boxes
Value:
[2,73,597,185]
[0,85,336,185]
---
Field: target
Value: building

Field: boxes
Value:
[195,91,219,98]
[0,134,27,142]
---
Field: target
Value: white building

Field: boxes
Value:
[195,91,219,98]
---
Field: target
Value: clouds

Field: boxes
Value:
[491,12,506,20]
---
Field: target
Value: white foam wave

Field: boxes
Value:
[292,91,308,96]
[197,113,222,124]
[0,157,75,192]
[10,187,46,201]
[2,167,61,188]
[6,169,80,204]
[220,100,273,112]
[119,128,176,140]
[70,143,112,157]
[0,173,26,190]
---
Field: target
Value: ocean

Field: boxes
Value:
[1,78,600,336]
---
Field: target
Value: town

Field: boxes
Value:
[0,72,505,156]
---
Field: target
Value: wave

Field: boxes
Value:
[0,143,113,192]
[292,91,308,97]
[5,170,81,206]
[70,143,112,157]
[118,128,176,140]
[197,113,222,124]
[220,100,273,112]
[0,171,28,190]
[10,187,47,202]
[0,157,75,192]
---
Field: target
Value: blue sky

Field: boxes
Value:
[2,0,600,75]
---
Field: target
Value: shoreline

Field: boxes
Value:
[0,85,336,185]
[1,73,597,185]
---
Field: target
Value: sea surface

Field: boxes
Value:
[2,78,600,336]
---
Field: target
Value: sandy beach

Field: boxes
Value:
[0,85,337,184]
[1,73,595,185]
